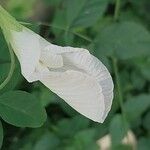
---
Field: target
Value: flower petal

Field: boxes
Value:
[40,48,63,69]
[63,50,114,121]
[40,70,105,122]
[44,45,114,121]
[10,28,42,82]
[10,27,113,122]
[44,44,83,54]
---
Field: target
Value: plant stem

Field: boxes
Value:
[113,0,127,121]
[20,21,93,43]
[0,5,17,90]
[114,0,121,21]
[113,0,130,143]
[0,45,15,90]
[112,57,128,135]
[112,58,124,114]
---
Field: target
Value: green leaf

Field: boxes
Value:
[143,111,150,131]
[138,137,150,150]
[112,144,132,150]
[0,31,9,62]
[0,91,47,127]
[39,86,57,107]
[109,114,128,146]
[73,129,99,150]
[0,121,3,149]
[10,128,47,150]
[130,70,146,90]
[32,84,57,107]
[34,132,60,150]
[7,0,36,19]
[133,57,150,81]
[43,0,61,6]
[52,9,68,35]
[124,94,150,123]
[95,22,150,59]
[57,115,90,137]
[66,0,108,28]
[131,0,150,22]
[0,62,22,94]
[59,99,78,117]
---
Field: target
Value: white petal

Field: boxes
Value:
[10,28,41,81]
[62,50,114,121]
[40,48,63,69]
[10,28,52,82]
[9,26,113,122]
[40,70,105,122]
[45,45,114,121]
[44,44,84,54]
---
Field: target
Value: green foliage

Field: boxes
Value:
[143,111,150,131]
[8,116,96,150]
[124,94,150,123]
[33,131,60,150]
[7,0,36,19]
[0,31,9,61]
[132,57,150,81]
[0,0,150,149]
[71,129,99,150]
[0,62,22,94]
[66,0,109,28]
[0,91,47,127]
[95,22,150,59]
[113,144,132,150]
[110,114,128,146]
[0,121,3,149]
[138,137,150,150]
[56,115,90,138]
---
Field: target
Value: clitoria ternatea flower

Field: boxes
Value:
[0,5,114,122]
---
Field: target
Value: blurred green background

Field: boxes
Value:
[0,0,150,149]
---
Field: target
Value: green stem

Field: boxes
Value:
[0,45,15,90]
[112,57,128,133]
[113,0,124,116]
[112,58,124,113]
[114,0,121,21]
[0,5,18,90]
[20,21,93,43]
[113,0,129,143]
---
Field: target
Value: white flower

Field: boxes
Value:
[10,27,114,123]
